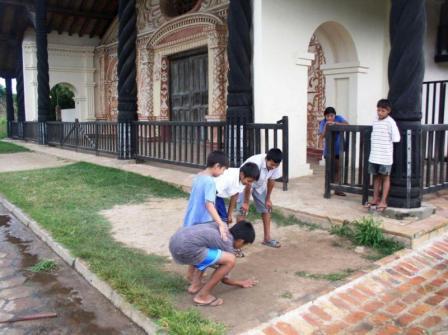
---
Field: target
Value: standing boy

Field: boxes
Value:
[214,162,260,224]
[183,150,229,281]
[169,220,257,306]
[237,148,283,248]
[366,99,401,212]
[318,107,349,196]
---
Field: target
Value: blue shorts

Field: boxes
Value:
[195,248,222,271]
[368,163,392,176]
[215,196,228,221]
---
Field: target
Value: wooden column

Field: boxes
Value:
[117,0,137,159]
[226,0,253,166]
[35,0,50,144]
[16,45,25,122]
[5,77,15,137]
[387,0,426,208]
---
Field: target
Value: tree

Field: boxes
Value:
[50,83,75,120]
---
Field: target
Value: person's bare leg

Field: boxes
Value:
[188,268,203,294]
[262,212,272,242]
[186,265,195,282]
[193,252,235,305]
[378,175,390,209]
[372,175,381,204]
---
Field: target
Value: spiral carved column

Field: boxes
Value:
[36,0,50,144]
[387,0,426,208]
[117,0,138,159]
[226,0,253,166]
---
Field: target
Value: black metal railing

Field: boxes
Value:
[247,116,289,190]
[324,125,372,204]
[47,120,118,155]
[23,122,39,142]
[134,121,226,168]
[7,117,290,189]
[324,124,448,203]
[421,124,448,194]
[422,80,447,124]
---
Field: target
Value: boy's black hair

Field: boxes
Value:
[377,99,392,111]
[229,220,255,244]
[206,150,228,168]
[324,107,337,116]
[240,162,260,180]
[266,148,283,164]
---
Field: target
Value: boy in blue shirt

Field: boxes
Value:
[318,107,349,196]
[183,150,229,282]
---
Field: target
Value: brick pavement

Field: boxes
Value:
[244,234,448,335]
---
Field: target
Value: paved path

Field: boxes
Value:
[244,234,448,335]
[0,205,144,335]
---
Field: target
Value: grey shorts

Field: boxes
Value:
[368,163,392,176]
[237,188,269,214]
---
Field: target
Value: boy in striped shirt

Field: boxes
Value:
[366,99,401,212]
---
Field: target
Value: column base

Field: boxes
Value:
[381,203,435,220]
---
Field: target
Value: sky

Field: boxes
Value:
[0,78,17,93]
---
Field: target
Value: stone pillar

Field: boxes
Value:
[226,0,253,166]
[5,77,15,137]
[35,0,51,144]
[16,46,26,123]
[387,0,426,208]
[117,0,138,159]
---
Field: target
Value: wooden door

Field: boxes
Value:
[169,49,208,122]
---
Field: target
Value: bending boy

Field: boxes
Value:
[169,221,257,306]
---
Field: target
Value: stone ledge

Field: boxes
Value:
[0,195,159,335]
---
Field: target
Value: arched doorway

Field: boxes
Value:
[50,83,76,121]
[306,21,361,162]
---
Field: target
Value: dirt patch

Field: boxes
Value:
[102,198,377,334]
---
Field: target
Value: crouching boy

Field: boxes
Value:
[169,221,257,307]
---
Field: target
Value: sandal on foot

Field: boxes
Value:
[376,206,387,212]
[194,297,223,307]
[364,202,378,209]
[262,239,281,248]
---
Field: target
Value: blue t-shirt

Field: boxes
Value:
[183,174,216,227]
[319,115,347,156]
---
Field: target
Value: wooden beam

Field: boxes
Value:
[0,0,115,20]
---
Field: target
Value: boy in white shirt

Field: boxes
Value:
[215,162,260,224]
[237,148,283,248]
[366,99,401,212]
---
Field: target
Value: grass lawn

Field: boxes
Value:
[0,162,225,334]
[0,141,30,154]
[0,117,6,139]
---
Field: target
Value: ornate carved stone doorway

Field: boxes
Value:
[307,34,326,158]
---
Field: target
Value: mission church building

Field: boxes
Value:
[11,0,448,178]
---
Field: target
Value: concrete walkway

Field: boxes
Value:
[243,233,448,335]
[4,139,448,248]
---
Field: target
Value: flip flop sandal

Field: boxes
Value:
[262,239,281,248]
[194,297,223,307]
[376,206,387,212]
[364,202,378,209]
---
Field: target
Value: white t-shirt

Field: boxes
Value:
[214,168,245,198]
[243,154,282,193]
[369,116,401,166]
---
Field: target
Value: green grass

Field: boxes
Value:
[331,216,405,258]
[295,268,356,282]
[0,117,6,139]
[0,141,30,154]
[28,259,57,273]
[0,162,226,334]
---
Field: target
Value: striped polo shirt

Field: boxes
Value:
[368,116,401,166]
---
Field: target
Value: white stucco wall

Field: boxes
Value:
[424,0,448,81]
[253,0,389,178]
[22,29,100,121]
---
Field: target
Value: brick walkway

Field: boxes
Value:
[244,235,448,335]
